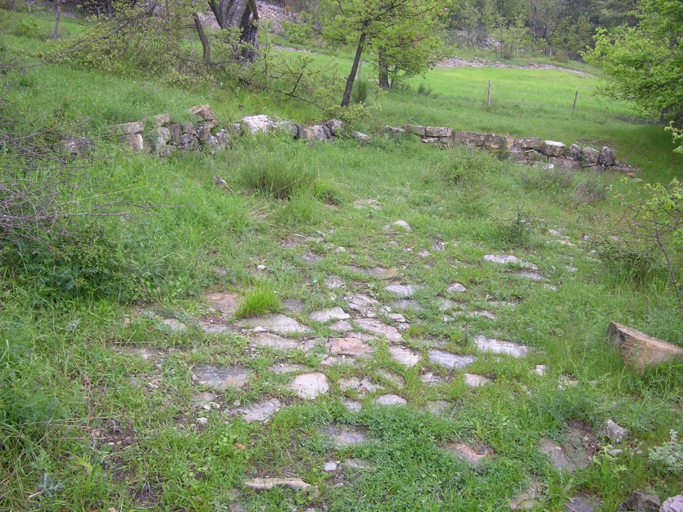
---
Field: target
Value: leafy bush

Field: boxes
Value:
[649,430,683,472]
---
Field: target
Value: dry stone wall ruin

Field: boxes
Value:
[118,105,636,174]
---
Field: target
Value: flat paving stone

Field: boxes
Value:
[251,333,300,351]
[328,337,374,358]
[269,363,306,374]
[388,313,407,323]
[202,323,229,334]
[565,493,599,512]
[244,478,310,491]
[329,320,353,332]
[484,254,538,270]
[515,271,548,281]
[424,401,450,414]
[472,335,529,358]
[445,443,492,465]
[419,372,444,385]
[388,346,421,367]
[300,251,322,263]
[377,370,405,388]
[228,398,281,423]
[464,373,491,388]
[324,461,338,472]
[393,220,412,231]
[190,391,217,407]
[447,283,467,293]
[309,307,351,323]
[392,299,423,311]
[428,349,478,370]
[385,284,417,298]
[338,377,382,397]
[539,437,590,472]
[192,365,250,391]
[322,425,369,448]
[283,298,305,315]
[374,394,407,406]
[354,318,403,342]
[341,398,363,412]
[162,319,186,331]
[236,314,311,335]
[344,266,398,279]
[290,373,329,399]
[206,292,241,316]
[509,482,542,510]
[325,276,345,289]
[345,294,390,317]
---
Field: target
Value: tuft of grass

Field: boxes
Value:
[238,153,317,200]
[235,280,281,318]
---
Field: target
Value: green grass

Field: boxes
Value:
[2,8,683,512]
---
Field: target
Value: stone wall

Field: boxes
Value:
[118,105,636,174]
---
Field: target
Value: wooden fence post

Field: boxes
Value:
[573,90,578,111]
[488,80,492,108]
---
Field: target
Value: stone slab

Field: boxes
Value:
[607,322,683,373]
[236,314,311,335]
[428,349,477,370]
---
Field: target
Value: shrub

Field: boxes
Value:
[649,430,683,473]
[238,153,317,200]
[352,79,370,104]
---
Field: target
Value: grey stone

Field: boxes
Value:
[464,373,491,387]
[322,425,368,447]
[179,133,198,150]
[420,372,444,385]
[196,121,219,143]
[328,337,374,358]
[483,254,538,269]
[425,126,453,138]
[162,318,185,331]
[152,113,170,127]
[342,458,373,471]
[244,478,310,491]
[607,322,683,373]
[344,266,397,278]
[621,490,660,512]
[421,137,441,144]
[424,400,449,413]
[521,137,544,150]
[196,417,208,426]
[445,443,492,465]
[393,220,412,231]
[472,335,529,358]
[206,292,241,316]
[251,333,300,351]
[118,121,144,134]
[345,294,389,317]
[392,299,422,311]
[510,150,527,163]
[192,365,250,391]
[385,284,416,298]
[229,398,281,423]
[326,119,345,136]
[484,133,507,150]
[542,140,566,157]
[385,126,407,137]
[582,147,600,164]
[509,482,542,510]
[565,493,599,512]
[180,122,197,136]
[338,377,382,397]
[515,270,548,281]
[351,131,372,144]
[661,495,683,512]
[447,283,467,293]
[309,307,350,323]
[324,462,338,472]
[290,373,329,399]
[405,124,426,137]
[274,121,298,137]
[599,146,616,166]
[325,276,345,289]
[374,394,406,406]
[189,104,215,121]
[329,320,353,332]
[236,314,311,335]
[428,349,477,370]
[539,434,590,472]
[355,318,403,342]
[302,125,328,141]
[388,346,421,367]
[388,313,407,323]
[125,133,144,152]
[269,363,306,374]
[454,131,486,146]
[568,144,582,161]
[341,398,363,412]
[600,419,629,443]
[190,391,217,407]
[241,115,274,134]
[283,298,305,314]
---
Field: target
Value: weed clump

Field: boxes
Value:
[238,154,317,200]
[649,430,683,473]
[236,281,281,318]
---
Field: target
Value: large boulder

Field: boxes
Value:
[241,115,274,134]
[607,322,683,373]
[326,119,345,136]
[351,131,372,144]
[582,147,600,165]
[541,140,566,157]
[599,146,616,166]
[302,125,328,141]
[118,121,144,135]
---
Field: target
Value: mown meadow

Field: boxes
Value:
[1,7,682,512]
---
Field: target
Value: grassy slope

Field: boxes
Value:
[1,9,683,512]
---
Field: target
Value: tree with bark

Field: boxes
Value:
[316,0,443,107]
[207,0,260,61]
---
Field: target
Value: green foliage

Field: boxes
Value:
[648,430,683,472]
[497,208,538,249]
[590,235,657,282]
[585,0,683,143]
[235,280,281,318]
[351,79,370,104]
[238,152,318,200]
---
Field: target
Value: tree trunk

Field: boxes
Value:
[239,3,258,61]
[207,0,259,61]
[53,0,61,40]
[194,13,211,63]
[378,47,390,89]
[530,0,538,44]
[341,30,367,108]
